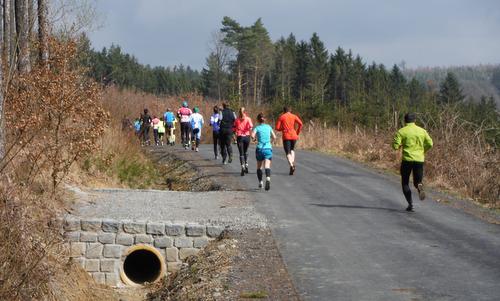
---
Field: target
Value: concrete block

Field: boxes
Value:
[72,257,85,269]
[154,237,173,248]
[86,243,103,259]
[105,273,119,286]
[167,262,182,273]
[64,217,80,231]
[92,272,105,284]
[102,219,121,233]
[123,221,146,234]
[186,224,205,237]
[103,245,122,258]
[147,222,165,235]
[165,248,179,262]
[80,232,98,242]
[135,234,153,244]
[81,218,102,231]
[174,237,193,248]
[116,233,134,246]
[100,259,118,272]
[179,248,200,260]
[165,223,184,236]
[98,232,115,244]
[70,242,86,257]
[64,231,80,242]
[206,225,224,238]
[85,259,100,272]
[193,237,209,248]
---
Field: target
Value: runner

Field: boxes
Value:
[190,107,204,152]
[177,101,193,149]
[157,117,166,146]
[392,112,433,212]
[152,115,161,146]
[210,105,221,159]
[164,108,176,136]
[168,117,177,146]
[140,109,152,146]
[218,102,236,164]
[133,118,141,138]
[234,107,253,176]
[251,113,276,191]
[275,106,303,175]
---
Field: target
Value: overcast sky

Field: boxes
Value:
[88,0,500,70]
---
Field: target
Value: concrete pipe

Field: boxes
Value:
[120,244,166,286]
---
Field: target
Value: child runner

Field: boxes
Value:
[152,115,161,146]
[234,107,253,176]
[177,101,193,149]
[190,107,204,152]
[134,118,141,137]
[210,106,221,159]
[276,106,303,175]
[251,113,276,191]
[158,117,166,146]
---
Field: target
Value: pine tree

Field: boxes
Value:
[439,72,465,104]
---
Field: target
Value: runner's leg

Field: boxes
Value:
[400,161,413,210]
[413,162,425,200]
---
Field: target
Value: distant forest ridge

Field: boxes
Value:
[403,64,500,107]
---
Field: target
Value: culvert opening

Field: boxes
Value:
[121,245,165,286]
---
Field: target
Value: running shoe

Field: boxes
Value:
[289,165,296,175]
[240,167,245,176]
[244,163,249,174]
[406,205,414,212]
[222,159,227,165]
[417,183,426,200]
[258,181,263,189]
[265,177,271,191]
[215,155,219,160]
[228,156,233,163]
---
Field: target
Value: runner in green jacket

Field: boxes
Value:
[392,113,433,212]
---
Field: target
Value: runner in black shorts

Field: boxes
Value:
[276,106,303,175]
[283,140,296,155]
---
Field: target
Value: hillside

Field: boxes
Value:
[404,65,500,107]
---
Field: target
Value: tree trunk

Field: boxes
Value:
[3,0,10,64]
[237,63,242,105]
[15,0,30,73]
[253,62,257,105]
[27,0,32,39]
[0,1,4,159]
[9,0,15,63]
[37,0,48,64]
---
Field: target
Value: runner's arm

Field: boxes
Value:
[271,129,277,143]
[295,116,303,135]
[392,131,402,150]
[275,117,282,132]
[251,128,257,142]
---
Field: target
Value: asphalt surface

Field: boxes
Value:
[191,144,500,301]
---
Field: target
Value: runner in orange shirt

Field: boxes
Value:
[275,106,303,175]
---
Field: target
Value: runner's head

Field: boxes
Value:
[182,101,188,108]
[222,102,229,109]
[257,113,265,124]
[193,107,199,113]
[213,105,219,114]
[283,106,291,113]
[167,108,171,112]
[239,107,246,119]
[153,115,157,119]
[144,108,148,114]
[404,112,416,124]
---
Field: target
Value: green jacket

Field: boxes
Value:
[392,123,433,162]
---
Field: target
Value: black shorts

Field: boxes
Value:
[283,140,297,155]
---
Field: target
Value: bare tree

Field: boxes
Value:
[2,0,9,64]
[0,0,4,159]
[9,0,15,62]
[37,0,48,63]
[208,31,232,101]
[15,0,30,73]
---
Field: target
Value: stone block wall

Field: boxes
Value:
[63,217,224,286]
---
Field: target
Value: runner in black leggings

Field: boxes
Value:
[177,101,192,149]
[210,106,221,159]
[218,103,236,164]
[234,107,253,176]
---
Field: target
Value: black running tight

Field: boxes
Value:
[237,136,250,165]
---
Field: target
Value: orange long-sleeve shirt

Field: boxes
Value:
[275,112,303,140]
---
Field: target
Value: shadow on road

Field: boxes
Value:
[310,203,404,213]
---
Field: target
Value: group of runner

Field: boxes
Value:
[132,99,433,210]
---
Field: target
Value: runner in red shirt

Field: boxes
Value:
[234,107,253,176]
[275,106,303,175]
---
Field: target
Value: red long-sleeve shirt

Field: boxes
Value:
[275,112,303,140]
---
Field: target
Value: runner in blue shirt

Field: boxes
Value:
[251,113,276,191]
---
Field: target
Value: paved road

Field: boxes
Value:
[191,144,500,301]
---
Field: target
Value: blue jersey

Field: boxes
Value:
[164,111,175,123]
[253,124,273,149]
